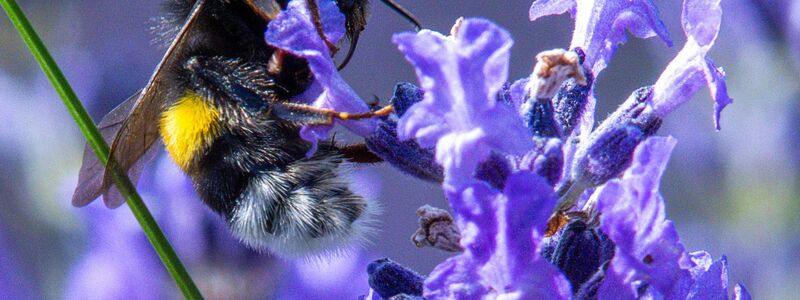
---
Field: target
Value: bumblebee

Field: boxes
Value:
[72,0,418,256]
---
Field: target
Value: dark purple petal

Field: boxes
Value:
[265,0,375,154]
[393,19,534,188]
[474,152,512,189]
[595,136,697,297]
[530,0,673,75]
[649,0,732,129]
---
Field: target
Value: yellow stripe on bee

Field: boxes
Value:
[159,92,220,171]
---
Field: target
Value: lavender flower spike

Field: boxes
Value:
[530,0,673,75]
[649,0,732,129]
[393,19,534,188]
[265,0,376,154]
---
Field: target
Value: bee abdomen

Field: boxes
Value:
[228,152,375,257]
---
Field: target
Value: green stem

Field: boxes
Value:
[0,1,203,298]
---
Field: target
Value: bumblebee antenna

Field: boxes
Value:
[380,0,422,31]
[337,0,421,70]
[336,30,360,70]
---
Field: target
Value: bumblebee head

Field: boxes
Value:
[184,55,285,114]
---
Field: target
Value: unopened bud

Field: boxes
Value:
[366,83,444,183]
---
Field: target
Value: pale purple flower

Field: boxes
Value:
[392,19,533,189]
[530,0,673,76]
[649,0,732,129]
[264,0,376,154]
[424,173,571,299]
[593,137,751,299]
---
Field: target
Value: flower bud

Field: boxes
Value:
[553,48,594,136]
[576,125,646,187]
[548,220,615,292]
[572,86,663,188]
[366,83,444,183]
[523,100,562,138]
[367,258,424,299]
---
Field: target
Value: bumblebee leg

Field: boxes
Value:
[305,0,338,54]
[272,102,394,125]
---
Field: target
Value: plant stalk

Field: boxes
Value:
[0,1,203,298]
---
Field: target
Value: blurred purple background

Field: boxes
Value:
[1,0,798,298]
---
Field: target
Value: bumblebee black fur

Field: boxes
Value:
[154,0,375,256]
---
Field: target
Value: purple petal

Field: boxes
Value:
[393,19,533,188]
[425,173,570,299]
[447,183,499,262]
[499,172,571,298]
[687,255,729,300]
[650,0,732,129]
[424,254,489,299]
[734,284,752,300]
[529,0,577,21]
[530,0,673,75]
[265,0,375,154]
[596,136,695,297]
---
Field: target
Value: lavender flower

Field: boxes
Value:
[359,0,752,297]
[529,0,673,76]
[649,0,733,129]
[393,19,534,189]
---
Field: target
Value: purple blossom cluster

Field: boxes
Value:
[264,0,752,298]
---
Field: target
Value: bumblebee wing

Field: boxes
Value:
[72,92,139,207]
[71,0,208,208]
[246,0,284,20]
